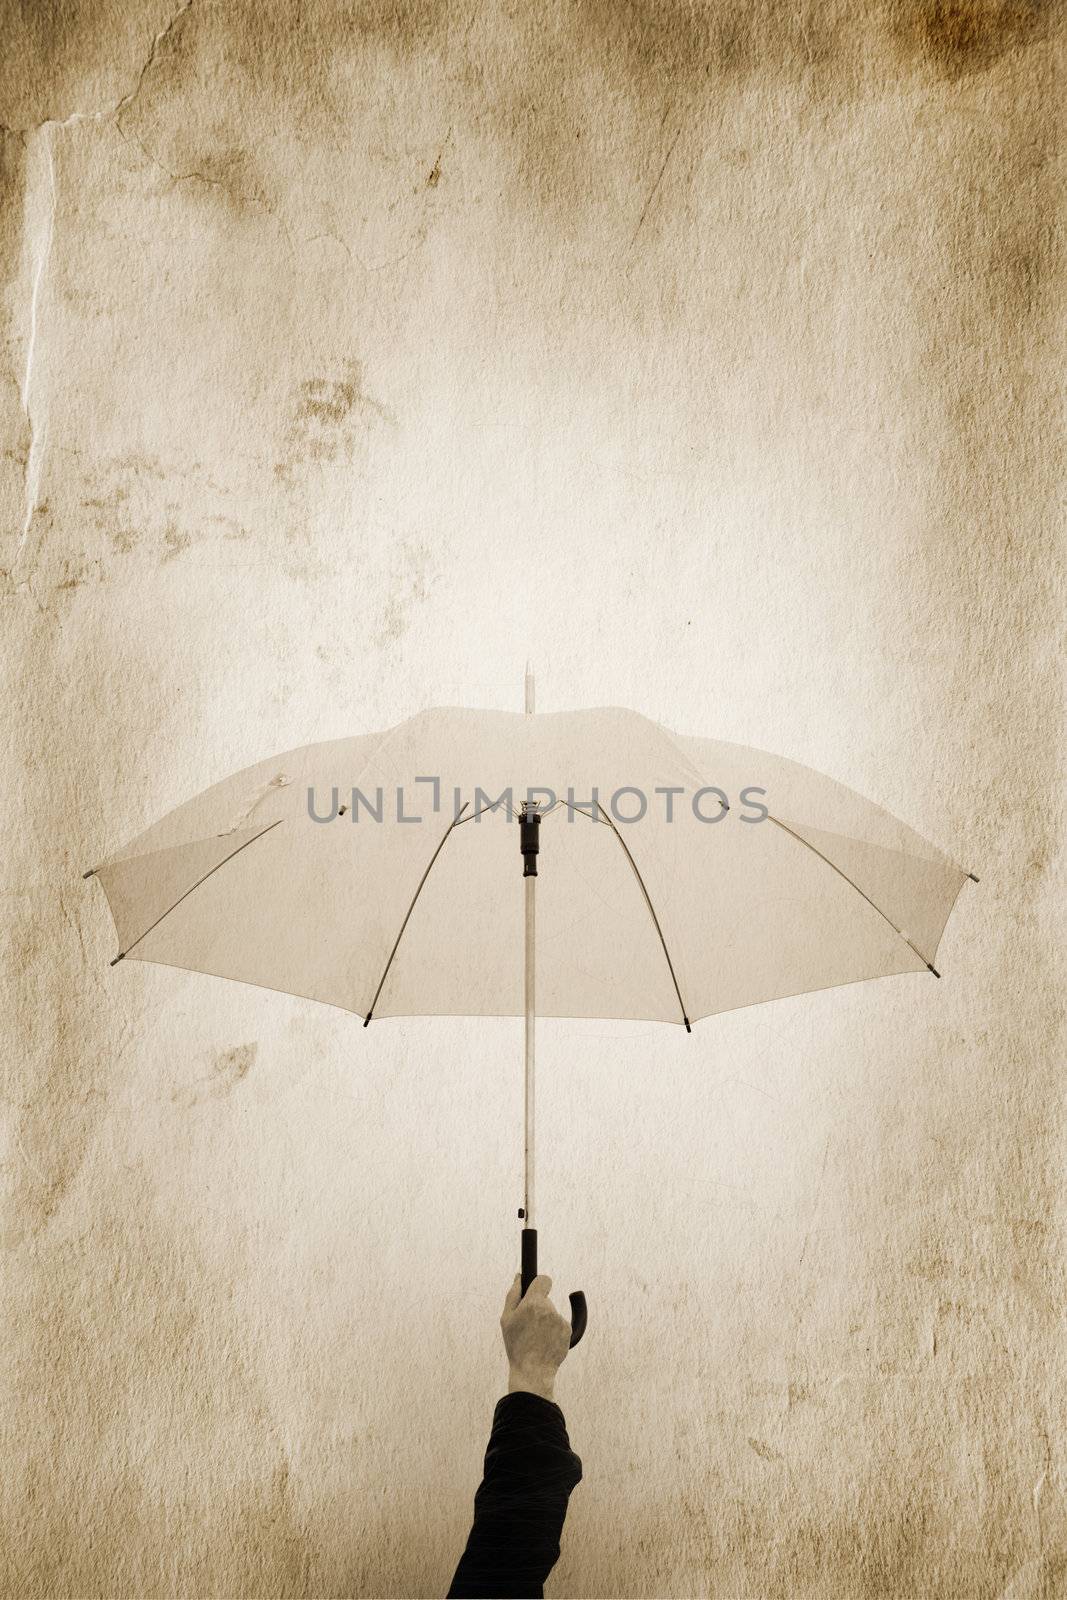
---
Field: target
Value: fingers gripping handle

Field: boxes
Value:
[520,1228,587,1349]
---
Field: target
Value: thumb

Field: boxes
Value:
[526,1273,553,1299]
[503,1273,522,1315]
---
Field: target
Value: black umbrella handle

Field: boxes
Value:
[520,1228,587,1348]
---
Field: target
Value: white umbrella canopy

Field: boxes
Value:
[86,703,973,1026]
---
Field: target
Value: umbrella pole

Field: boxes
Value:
[524,846,536,1233]
[520,666,537,1293]
[521,863,537,1292]
[519,798,539,1296]
[516,794,588,1346]
[516,672,586,1344]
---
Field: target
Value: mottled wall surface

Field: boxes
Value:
[1,2,1063,1596]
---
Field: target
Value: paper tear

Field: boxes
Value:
[18,124,55,556]
[12,1,196,569]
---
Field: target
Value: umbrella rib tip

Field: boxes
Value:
[967,872,980,883]
[363,1012,372,1028]
[927,963,941,979]
[110,953,125,967]
[684,1016,692,1033]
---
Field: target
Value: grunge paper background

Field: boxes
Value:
[1,2,1063,1595]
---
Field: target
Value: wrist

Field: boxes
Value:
[507,1364,556,1402]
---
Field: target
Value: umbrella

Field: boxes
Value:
[83,673,976,1347]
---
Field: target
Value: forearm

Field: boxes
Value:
[446,1392,583,1599]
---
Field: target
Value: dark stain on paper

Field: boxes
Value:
[275,358,394,484]
[173,1043,258,1107]
[895,0,1050,79]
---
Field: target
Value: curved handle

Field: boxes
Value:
[567,1290,587,1348]
[521,1228,588,1349]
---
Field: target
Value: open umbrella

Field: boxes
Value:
[83,673,976,1347]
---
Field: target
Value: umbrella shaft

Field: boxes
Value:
[524,872,535,1228]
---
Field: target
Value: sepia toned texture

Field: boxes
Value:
[1,2,1063,1596]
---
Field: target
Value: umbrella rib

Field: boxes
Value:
[107,818,285,965]
[453,799,510,824]
[765,814,942,976]
[363,801,471,1024]
[563,801,692,1031]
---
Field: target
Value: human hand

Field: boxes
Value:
[501,1274,572,1402]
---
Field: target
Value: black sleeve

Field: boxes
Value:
[446,1391,583,1599]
